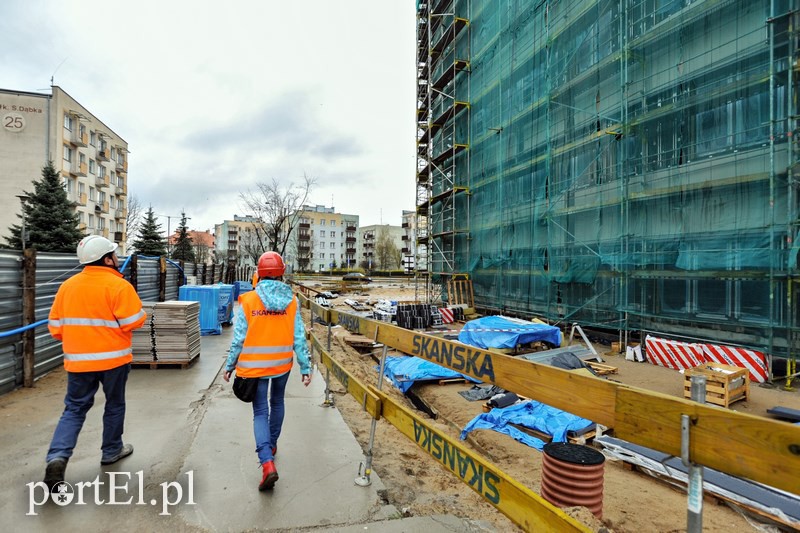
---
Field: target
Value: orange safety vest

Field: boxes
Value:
[48,266,147,372]
[236,291,296,378]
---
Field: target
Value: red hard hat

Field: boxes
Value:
[257,251,286,278]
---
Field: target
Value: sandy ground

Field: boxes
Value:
[303,279,800,532]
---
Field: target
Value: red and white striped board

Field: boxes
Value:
[701,343,769,383]
[645,335,704,371]
[438,307,454,324]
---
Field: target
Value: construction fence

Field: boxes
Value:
[0,249,230,395]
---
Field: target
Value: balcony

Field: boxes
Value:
[298,234,310,241]
[76,193,87,206]
[402,222,410,228]
[402,247,411,253]
[115,158,126,171]
[96,175,110,188]
[102,228,109,239]
[299,222,310,229]
[298,245,310,253]
[346,225,356,232]
[78,222,87,231]
[114,231,124,242]
[346,247,356,254]
[76,132,88,146]
[100,201,110,213]
[346,236,356,243]
[401,235,409,241]
[97,148,109,161]
[76,162,87,176]
[117,188,127,198]
[114,209,126,220]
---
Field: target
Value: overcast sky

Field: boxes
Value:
[1,1,416,234]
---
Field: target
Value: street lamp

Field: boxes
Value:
[158,213,191,255]
[16,195,30,251]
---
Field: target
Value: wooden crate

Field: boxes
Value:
[684,363,749,407]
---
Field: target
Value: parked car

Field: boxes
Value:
[342,272,371,283]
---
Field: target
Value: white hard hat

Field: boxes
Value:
[77,235,117,264]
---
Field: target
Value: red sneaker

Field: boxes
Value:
[259,460,279,491]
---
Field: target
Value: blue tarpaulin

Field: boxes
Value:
[179,285,221,335]
[460,400,593,451]
[380,356,481,393]
[458,316,561,349]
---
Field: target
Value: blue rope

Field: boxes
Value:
[0,319,48,338]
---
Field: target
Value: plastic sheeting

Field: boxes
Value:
[458,316,561,349]
[460,400,593,451]
[178,285,221,335]
[380,355,480,393]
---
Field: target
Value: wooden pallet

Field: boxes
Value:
[586,361,618,375]
[132,354,199,369]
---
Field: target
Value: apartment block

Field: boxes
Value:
[0,86,129,251]
[287,205,359,272]
[214,215,263,268]
[360,224,405,270]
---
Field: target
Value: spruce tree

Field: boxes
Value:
[171,211,196,262]
[5,161,84,252]
[131,207,167,256]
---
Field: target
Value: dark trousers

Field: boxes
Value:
[46,363,130,462]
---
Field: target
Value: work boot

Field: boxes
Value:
[258,460,279,491]
[101,443,134,465]
[44,458,67,490]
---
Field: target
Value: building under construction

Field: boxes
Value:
[415,0,799,377]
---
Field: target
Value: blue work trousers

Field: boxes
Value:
[252,372,290,464]
[46,363,130,463]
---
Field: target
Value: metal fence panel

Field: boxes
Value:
[0,251,22,394]
[136,258,160,303]
[35,253,82,378]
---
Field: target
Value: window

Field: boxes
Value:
[111,171,116,184]
[330,242,335,249]
[320,219,326,226]
[63,145,72,162]
[79,182,85,195]
[330,253,335,259]
[111,147,116,160]
[78,212,84,223]
[88,214,95,228]
[118,176,124,189]
[90,131,96,146]
[98,218,105,230]
[330,220,336,226]
[99,191,106,203]
[320,230,326,238]
[64,177,74,194]
[89,160,96,175]
[89,187,96,201]
[320,242,325,249]
[99,165,106,178]
[79,153,86,165]
[79,124,86,138]
[63,113,73,130]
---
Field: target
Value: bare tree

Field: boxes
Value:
[376,226,400,270]
[124,193,144,251]
[239,174,316,260]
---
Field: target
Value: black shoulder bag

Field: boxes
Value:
[233,375,259,402]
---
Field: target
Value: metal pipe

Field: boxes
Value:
[682,374,706,533]
[323,320,334,406]
[355,342,389,487]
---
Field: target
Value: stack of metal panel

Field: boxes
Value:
[132,302,157,362]
[151,301,201,362]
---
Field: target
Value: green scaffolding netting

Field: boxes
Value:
[416,0,800,372]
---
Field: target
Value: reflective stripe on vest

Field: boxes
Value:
[236,291,296,378]
[64,347,133,361]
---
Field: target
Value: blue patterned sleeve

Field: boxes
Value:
[225,306,248,372]
[293,297,311,375]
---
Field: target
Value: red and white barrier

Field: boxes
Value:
[701,343,769,383]
[644,335,704,371]
[438,307,454,324]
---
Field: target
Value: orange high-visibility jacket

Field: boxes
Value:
[236,290,296,378]
[48,266,147,373]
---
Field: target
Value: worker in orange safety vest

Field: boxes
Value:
[223,251,311,491]
[43,235,146,490]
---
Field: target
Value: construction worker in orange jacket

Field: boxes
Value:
[223,251,311,491]
[43,235,147,490]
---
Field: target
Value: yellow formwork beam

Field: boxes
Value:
[310,334,381,420]
[296,293,800,495]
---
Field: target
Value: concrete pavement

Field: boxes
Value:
[0,322,489,532]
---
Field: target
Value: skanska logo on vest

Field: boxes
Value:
[251,309,287,316]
